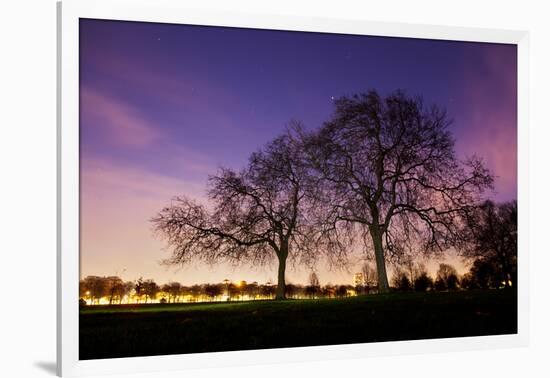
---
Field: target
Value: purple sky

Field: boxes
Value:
[79,19,517,286]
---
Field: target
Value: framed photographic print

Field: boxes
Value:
[57,0,529,376]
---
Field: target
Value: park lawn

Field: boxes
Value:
[79,289,517,360]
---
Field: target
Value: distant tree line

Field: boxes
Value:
[387,262,492,293]
[79,275,358,305]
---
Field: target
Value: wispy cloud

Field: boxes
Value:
[81,157,207,205]
[80,87,163,148]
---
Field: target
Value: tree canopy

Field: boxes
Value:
[152,127,324,299]
[307,90,494,292]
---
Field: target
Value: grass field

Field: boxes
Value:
[79,289,517,360]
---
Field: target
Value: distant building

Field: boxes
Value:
[353,272,364,287]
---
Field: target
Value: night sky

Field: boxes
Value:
[79,19,517,285]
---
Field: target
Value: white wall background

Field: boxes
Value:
[1,0,548,377]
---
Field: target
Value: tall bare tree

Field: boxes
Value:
[308,90,493,292]
[152,127,321,300]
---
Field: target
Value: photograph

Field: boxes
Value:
[78,18,518,360]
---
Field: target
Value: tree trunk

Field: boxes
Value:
[369,226,390,293]
[275,246,288,300]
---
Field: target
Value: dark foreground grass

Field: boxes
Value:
[80,289,517,360]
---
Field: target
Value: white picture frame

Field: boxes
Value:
[57,0,529,376]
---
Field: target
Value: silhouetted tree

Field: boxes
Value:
[142,279,160,303]
[189,284,202,301]
[305,285,319,298]
[309,272,320,287]
[466,258,500,289]
[304,272,320,298]
[152,127,325,300]
[294,284,306,298]
[285,283,297,299]
[305,285,318,299]
[179,285,192,300]
[234,281,248,300]
[361,262,378,293]
[460,272,478,290]
[336,285,349,298]
[463,200,517,287]
[105,276,124,304]
[400,256,427,286]
[82,276,108,304]
[227,283,240,300]
[391,268,412,291]
[164,282,182,303]
[322,284,336,298]
[307,90,493,292]
[134,277,145,303]
[434,277,447,291]
[245,281,260,299]
[413,271,434,292]
[434,263,459,291]
[260,283,275,299]
[161,284,171,302]
[204,284,222,300]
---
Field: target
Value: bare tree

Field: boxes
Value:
[361,262,378,288]
[391,267,412,291]
[462,258,499,289]
[204,284,222,300]
[245,281,260,299]
[285,283,297,299]
[307,90,493,292]
[305,271,321,298]
[105,276,124,305]
[170,282,183,303]
[260,283,275,299]
[308,271,320,287]
[81,276,108,304]
[413,270,434,292]
[434,263,459,291]
[142,279,160,303]
[189,284,202,301]
[463,200,517,287]
[152,127,322,300]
